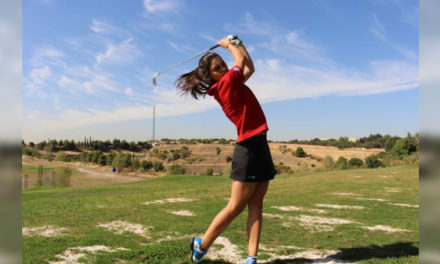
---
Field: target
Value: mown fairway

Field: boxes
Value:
[22,165,418,263]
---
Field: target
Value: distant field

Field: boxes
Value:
[23,140,385,177]
[22,165,418,263]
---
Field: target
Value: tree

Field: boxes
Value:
[112,153,131,171]
[112,139,121,149]
[98,154,107,166]
[120,140,129,150]
[384,136,400,152]
[106,153,115,165]
[390,137,418,158]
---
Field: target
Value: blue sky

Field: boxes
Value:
[22,0,419,142]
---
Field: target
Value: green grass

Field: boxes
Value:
[22,165,55,175]
[23,165,419,263]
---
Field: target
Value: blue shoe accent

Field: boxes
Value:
[190,237,207,263]
[244,256,257,264]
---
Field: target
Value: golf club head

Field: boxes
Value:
[152,73,160,86]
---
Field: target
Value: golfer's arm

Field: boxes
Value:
[238,44,255,82]
[227,44,245,70]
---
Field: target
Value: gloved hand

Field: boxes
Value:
[226,34,242,46]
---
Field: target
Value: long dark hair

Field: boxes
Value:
[175,52,220,99]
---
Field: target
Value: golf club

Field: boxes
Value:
[152,35,238,86]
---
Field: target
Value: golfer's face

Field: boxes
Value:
[209,57,228,81]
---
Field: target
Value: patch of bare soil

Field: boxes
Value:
[22,225,68,237]
[97,220,152,238]
[48,245,129,264]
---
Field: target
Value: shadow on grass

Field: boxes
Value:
[267,242,419,263]
[201,260,233,264]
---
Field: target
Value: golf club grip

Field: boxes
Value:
[209,44,220,50]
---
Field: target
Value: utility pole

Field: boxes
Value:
[152,106,156,144]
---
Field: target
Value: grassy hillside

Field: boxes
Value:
[22,165,418,263]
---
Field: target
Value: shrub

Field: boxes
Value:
[97,154,107,166]
[279,145,288,154]
[171,152,181,161]
[294,147,307,157]
[348,157,364,168]
[157,152,167,160]
[44,153,55,161]
[205,168,214,176]
[323,156,334,171]
[141,160,153,171]
[335,156,348,170]
[179,146,191,158]
[404,152,419,164]
[153,161,165,172]
[365,155,383,168]
[23,147,40,158]
[216,147,222,155]
[132,158,141,169]
[168,164,185,175]
[226,156,232,162]
[56,151,70,162]
[185,156,198,164]
[218,138,229,145]
[55,167,71,187]
[275,162,293,174]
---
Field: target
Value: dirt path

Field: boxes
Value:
[22,156,153,188]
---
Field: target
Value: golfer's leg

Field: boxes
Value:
[247,181,269,257]
[201,181,258,250]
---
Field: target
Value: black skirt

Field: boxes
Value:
[230,134,277,182]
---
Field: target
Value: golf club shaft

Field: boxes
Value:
[153,44,219,83]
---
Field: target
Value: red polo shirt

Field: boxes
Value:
[207,65,268,142]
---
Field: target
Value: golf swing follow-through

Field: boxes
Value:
[152,35,240,87]
[157,34,277,264]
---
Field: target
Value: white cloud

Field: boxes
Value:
[30,65,51,85]
[90,19,121,35]
[262,31,335,68]
[225,12,275,36]
[143,0,178,13]
[30,46,64,68]
[370,14,387,42]
[58,71,119,94]
[247,58,417,103]
[167,41,194,54]
[124,87,133,96]
[95,38,140,65]
[369,14,417,61]
[23,65,53,97]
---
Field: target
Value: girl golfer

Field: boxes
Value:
[176,36,276,264]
